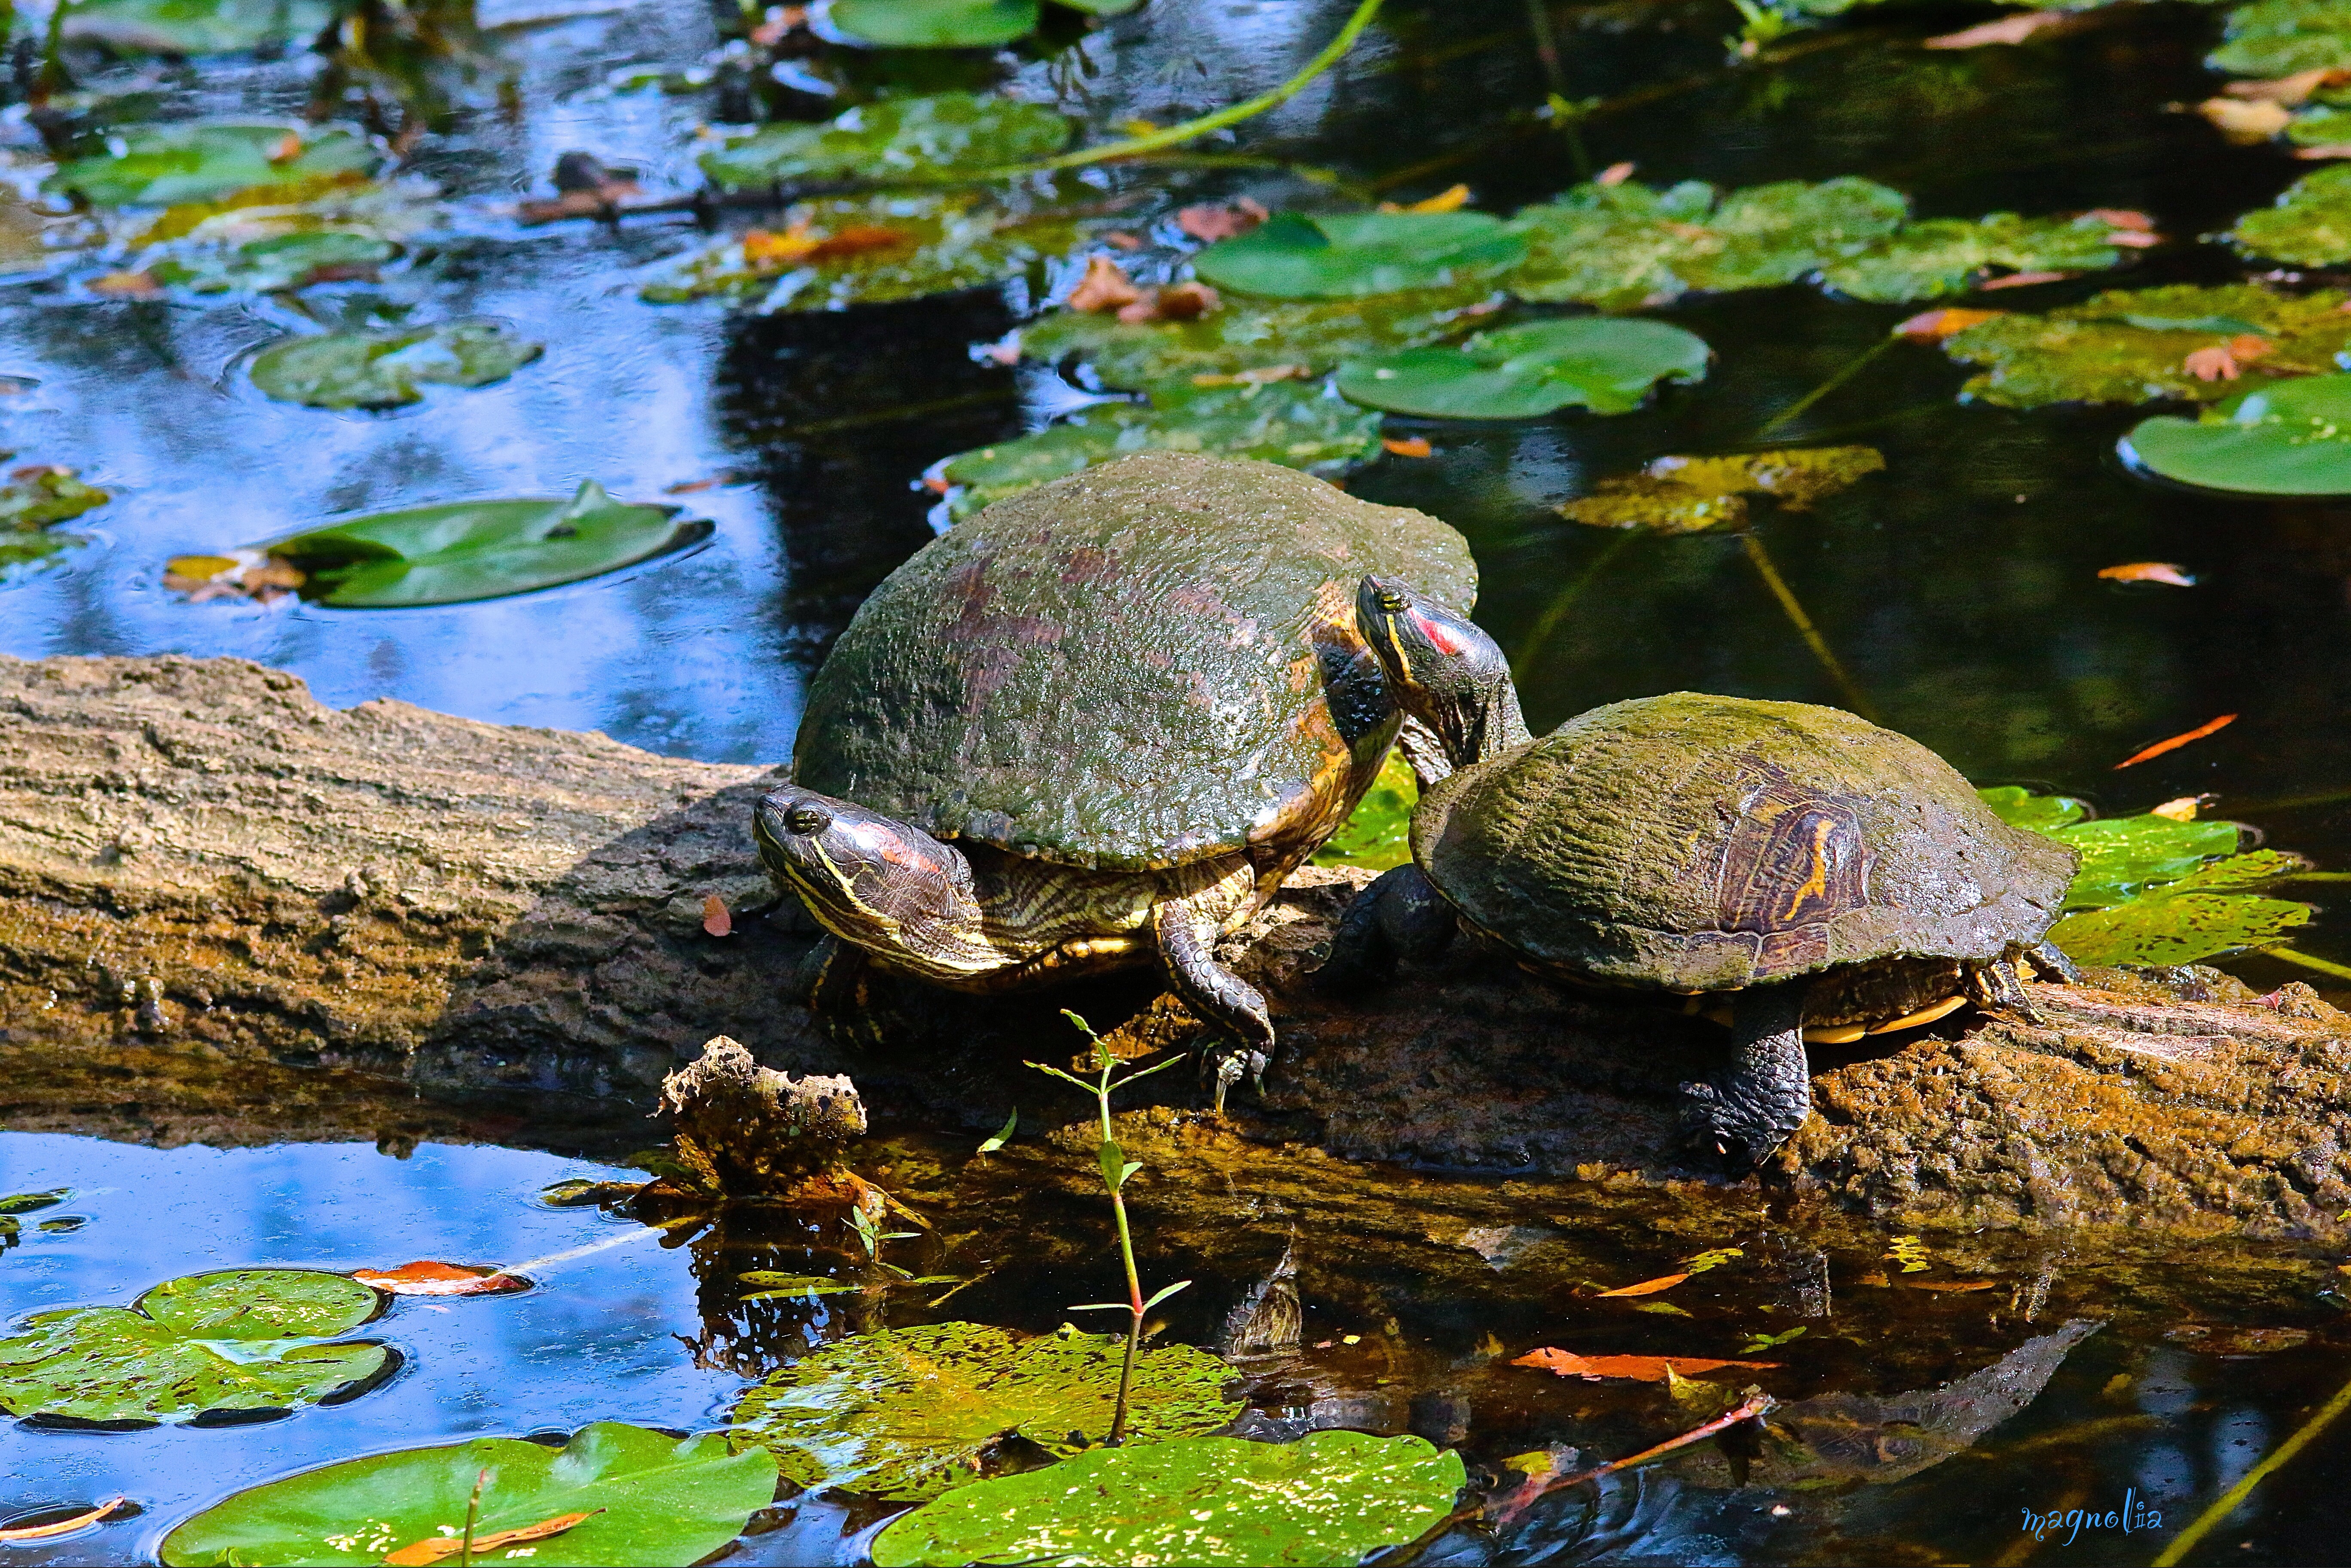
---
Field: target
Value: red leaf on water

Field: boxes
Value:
[354,1261,530,1296]
[1896,307,2004,342]
[1176,199,1268,242]
[1382,436,1434,458]
[2116,714,2238,769]
[2098,561,2196,586]
[1979,269,2073,291]
[1595,162,1636,186]
[383,1511,600,1566]
[1512,1348,1778,1381]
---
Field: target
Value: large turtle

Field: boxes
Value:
[1329,580,2080,1166]
[754,453,1505,1103]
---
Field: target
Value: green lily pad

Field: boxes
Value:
[935,379,1382,518]
[1977,785,2090,835]
[0,1269,387,1425]
[727,1321,1240,1500]
[698,93,1070,189]
[641,192,1082,311]
[0,1190,71,1215]
[1559,445,1884,534]
[1939,284,2351,409]
[1191,211,1526,301]
[832,0,1040,47]
[2122,373,2351,495]
[1312,748,1418,871]
[62,0,348,55]
[870,1431,1467,1568]
[159,1422,779,1567]
[2047,894,2314,967]
[254,480,709,608]
[147,230,395,295]
[50,122,379,208]
[2229,165,2351,265]
[0,466,111,572]
[249,319,542,410]
[1503,177,1908,311]
[2287,104,2351,146]
[1336,317,1709,419]
[2054,814,2243,910]
[1818,213,2132,304]
[1020,284,1499,389]
[2211,0,2351,77]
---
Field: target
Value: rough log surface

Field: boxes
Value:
[6,653,2350,1239]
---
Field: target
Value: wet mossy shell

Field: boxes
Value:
[1414,693,2076,990]
[794,453,1479,871]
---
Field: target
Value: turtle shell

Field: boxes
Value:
[794,452,1478,871]
[1413,692,2077,991]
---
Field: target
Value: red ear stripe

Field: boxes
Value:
[1409,609,1466,656]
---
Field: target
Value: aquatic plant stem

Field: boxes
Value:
[1739,532,1879,721]
[1513,531,1637,678]
[2265,946,2351,982]
[1757,335,1897,438]
[459,1468,486,1568]
[2152,1367,2351,1565]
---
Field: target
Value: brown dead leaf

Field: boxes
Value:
[1859,1271,1891,1287]
[0,1498,128,1542]
[383,1511,601,1567]
[1595,161,1636,186]
[742,225,818,267]
[2184,344,2241,382]
[703,894,732,937]
[664,471,741,495]
[2098,561,2196,587]
[2226,68,2349,105]
[1151,281,1218,320]
[2116,713,2238,769]
[802,226,910,263]
[1596,1272,1690,1298]
[1382,436,1434,458]
[1979,269,2074,291]
[2086,207,2157,232]
[516,180,643,225]
[266,131,304,164]
[1102,230,1145,250]
[1512,1348,1779,1381]
[1380,183,1472,214]
[2298,143,2351,159]
[1904,1279,1997,1292]
[2200,96,2294,141]
[1176,198,1269,243]
[1894,307,2004,342]
[1190,364,1308,387]
[1925,10,2070,48]
[2150,796,2209,821]
[353,1261,530,1296]
[1069,254,1143,313]
[88,271,162,300]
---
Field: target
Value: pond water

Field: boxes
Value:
[8,0,2351,1562]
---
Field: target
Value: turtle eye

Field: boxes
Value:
[785,804,830,836]
[1376,589,1411,613]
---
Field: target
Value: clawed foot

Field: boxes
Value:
[1676,1079,1786,1173]
[1202,1040,1270,1115]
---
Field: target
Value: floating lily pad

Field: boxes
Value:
[1977,785,2090,835]
[1560,445,1884,533]
[62,0,347,55]
[1503,177,1908,311]
[699,93,1070,189]
[2211,0,2351,78]
[1020,284,1498,388]
[936,380,1382,518]
[870,1431,1466,1568]
[1191,211,1525,301]
[245,480,708,608]
[1312,749,1418,871]
[1818,213,2131,303]
[2053,813,2243,910]
[1939,284,2351,409]
[0,1190,71,1215]
[1336,317,1709,419]
[50,122,378,208]
[249,319,542,410]
[832,0,1043,46]
[0,466,112,572]
[159,1422,779,1567]
[0,1269,387,1425]
[2122,373,2351,495]
[2229,165,2351,265]
[728,1322,1240,1500]
[642,192,1082,311]
[2047,892,2313,967]
[2287,104,2351,146]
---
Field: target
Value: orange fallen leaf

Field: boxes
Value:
[1102,230,1145,250]
[1382,436,1434,458]
[2087,207,2157,232]
[2230,333,2275,362]
[1191,363,1308,386]
[1069,253,1143,313]
[741,224,818,266]
[2150,795,2212,821]
[267,131,304,163]
[2184,344,2241,382]
[1379,183,1472,214]
[2098,561,2196,586]
[1904,1279,1997,1292]
[1925,10,2070,47]
[1595,161,1636,186]
[2297,143,2351,159]
[2116,713,2238,769]
[1895,307,2004,342]
[664,471,740,495]
[1512,1348,1779,1382]
[1176,198,1268,242]
[384,1510,601,1567]
[0,1498,128,1542]
[88,270,162,299]
[703,893,733,937]
[1979,269,2074,291]
[1595,1272,1689,1298]
[2200,96,2293,142]
[1859,1271,1891,1287]
[2226,68,2350,106]
[2108,229,2161,249]
[354,1261,530,1296]
[801,226,910,263]
[1151,281,1218,320]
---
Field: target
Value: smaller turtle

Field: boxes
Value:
[1328,579,2080,1168]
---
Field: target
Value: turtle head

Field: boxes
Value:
[753,785,1000,979]
[1356,575,1530,769]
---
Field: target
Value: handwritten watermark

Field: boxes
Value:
[2021,1489,2164,1544]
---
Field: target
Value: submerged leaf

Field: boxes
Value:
[1560,445,1883,533]
[1337,317,1709,419]
[698,93,1069,189]
[1192,210,1525,300]
[2123,373,2351,494]
[1312,748,1418,871]
[869,1431,1465,1568]
[50,122,378,208]
[934,380,1381,518]
[1819,212,2137,303]
[1512,1348,1779,1381]
[1020,284,1498,388]
[831,0,1042,47]
[727,1321,1239,1500]
[157,1423,777,1568]
[249,319,542,410]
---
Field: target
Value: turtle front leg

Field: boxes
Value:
[1319,863,1457,990]
[2025,939,2081,985]
[1152,892,1275,1115]
[1966,949,2045,1025]
[1679,985,1812,1171]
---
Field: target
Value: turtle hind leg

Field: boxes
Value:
[1679,985,1812,1171]
[1152,892,1274,1115]
[1318,863,1456,991]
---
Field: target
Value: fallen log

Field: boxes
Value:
[5,653,2350,1238]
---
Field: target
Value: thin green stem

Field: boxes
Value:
[1513,531,1636,677]
[2152,1366,2351,1565]
[1756,336,1897,439]
[2265,946,2351,982]
[1739,531,1878,721]
[458,1469,487,1568]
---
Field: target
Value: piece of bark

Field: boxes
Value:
[657,1034,866,1199]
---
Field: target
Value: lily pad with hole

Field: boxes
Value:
[727,1321,1239,1500]
[641,192,1084,311]
[698,93,1071,189]
[2228,165,2351,265]
[1503,177,1908,311]
[1020,284,1499,388]
[1336,317,1709,419]
[1818,213,2133,303]
[1559,445,1884,534]
[249,480,709,608]
[2122,373,2351,495]
[2211,0,2351,77]
[935,379,1382,518]
[1191,211,1525,301]
[158,1422,779,1567]
[1312,749,1418,872]
[0,1269,387,1425]
[62,0,348,55]
[248,319,542,410]
[870,1430,1466,1568]
[49,122,379,208]
[1939,284,2351,408]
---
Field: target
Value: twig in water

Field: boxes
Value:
[1739,532,1878,722]
[1756,335,1898,439]
[2152,1367,2351,1565]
